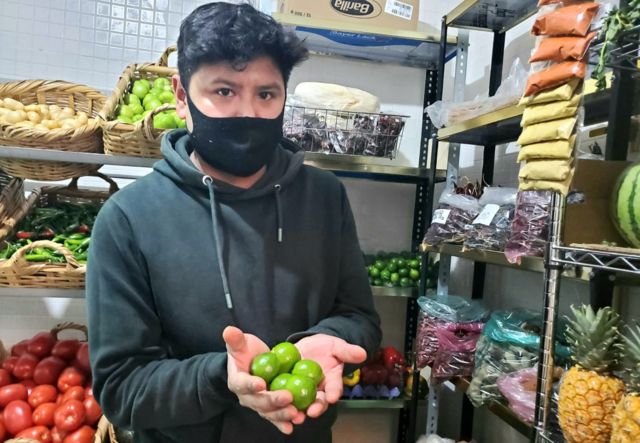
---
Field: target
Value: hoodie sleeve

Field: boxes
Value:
[86,199,236,430]
[289,182,382,367]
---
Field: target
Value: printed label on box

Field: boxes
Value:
[432,209,451,224]
[473,204,500,226]
[384,0,413,20]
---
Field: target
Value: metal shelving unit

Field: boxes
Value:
[338,399,408,410]
[446,0,538,33]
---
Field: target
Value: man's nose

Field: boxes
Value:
[237,97,256,118]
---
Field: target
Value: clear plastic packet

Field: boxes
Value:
[504,191,553,264]
[415,294,489,369]
[425,58,527,128]
[497,366,538,423]
[431,322,484,384]
[422,190,481,248]
[466,310,570,407]
[463,187,517,252]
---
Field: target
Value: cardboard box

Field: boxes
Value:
[563,159,629,246]
[278,0,420,31]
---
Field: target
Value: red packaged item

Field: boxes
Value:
[523,61,586,96]
[430,323,484,384]
[529,32,597,62]
[532,3,600,37]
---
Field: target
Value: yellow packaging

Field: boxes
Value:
[517,117,577,145]
[519,79,581,106]
[519,159,573,181]
[520,93,581,126]
[519,170,575,195]
[517,135,576,162]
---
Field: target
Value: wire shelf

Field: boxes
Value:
[283,105,408,159]
[552,245,640,275]
[590,25,640,75]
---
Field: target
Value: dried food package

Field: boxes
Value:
[463,187,518,252]
[530,32,597,62]
[517,136,576,162]
[520,93,581,126]
[517,117,576,145]
[431,322,484,384]
[532,3,600,37]
[466,310,570,407]
[504,190,553,264]
[523,61,586,96]
[538,0,584,5]
[422,190,480,248]
[415,312,447,368]
[519,171,575,195]
[519,79,580,106]
[519,159,573,181]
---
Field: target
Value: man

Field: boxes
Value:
[86,2,381,442]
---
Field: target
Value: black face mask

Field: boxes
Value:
[186,95,284,177]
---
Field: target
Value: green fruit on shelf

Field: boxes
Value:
[396,258,406,268]
[390,257,400,266]
[408,259,420,269]
[380,269,391,282]
[369,266,380,278]
[373,278,382,286]
[132,81,150,100]
[400,277,412,288]
[390,273,400,284]
[386,262,398,273]
[145,98,163,111]
[153,112,177,129]
[409,268,420,281]
[374,260,386,270]
[398,268,409,278]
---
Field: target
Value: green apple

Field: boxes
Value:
[129,103,144,115]
[158,90,174,104]
[163,84,173,92]
[144,98,163,111]
[139,78,151,89]
[132,81,150,100]
[118,104,134,118]
[154,77,170,88]
[125,93,141,106]
[116,114,133,124]
[132,114,143,122]
[153,112,177,129]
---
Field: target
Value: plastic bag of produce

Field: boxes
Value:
[422,190,480,248]
[415,294,488,369]
[532,3,600,37]
[497,366,538,423]
[431,322,484,384]
[529,32,597,63]
[504,191,553,264]
[463,187,517,252]
[466,310,570,407]
[523,61,587,96]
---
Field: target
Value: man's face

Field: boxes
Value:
[173,56,286,131]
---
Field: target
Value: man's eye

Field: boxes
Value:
[217,88,233,97]
[259,91,273,100]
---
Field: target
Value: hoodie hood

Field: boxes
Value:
[154,129,305,310]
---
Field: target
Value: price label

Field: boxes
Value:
[473,204,500,226]
[385,0,413,20]
[432,209,451,224]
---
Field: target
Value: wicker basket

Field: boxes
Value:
[0,174,26,234]
[0,80,106,180]
[100,46,178,158]
[0,173,118,288]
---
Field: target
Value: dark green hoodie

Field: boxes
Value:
[86,130,382,442]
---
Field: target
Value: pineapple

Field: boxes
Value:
[611,324,640,443]
[558,305,625,443]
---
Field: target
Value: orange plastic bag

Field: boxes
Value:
[532,3,600,37]
[538,0,583,5]
[524,61,586,96]
[530,32,597,62]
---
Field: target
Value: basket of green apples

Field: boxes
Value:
[99,46,185,159]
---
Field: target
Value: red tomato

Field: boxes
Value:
[34,356,66,386]
[20,379,37,396]
[57,367,86,393]
[62,425,95,443]
[72,344,91,375]
[0,420,6,441]
[0,383,28,406]
[13,353,40,380]
[84,386,93,398]
[17,425,53,442]
[51,426,68,443]
[3,399,34,435]
[0,368,11,387]
[2,356,18,372]
[27,332,56,359]
[82,395,101,426]
[53,399,85,432]
[28,384,58,408]
[11,339,29,357]
[32,402,57,427]
[61,386,85,404]
[51,340,81,362]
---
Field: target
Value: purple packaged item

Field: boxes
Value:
[505,191,553,264]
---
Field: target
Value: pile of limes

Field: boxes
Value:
[365,252,439,289]
[250,342,323,411]
[115,77,186,129]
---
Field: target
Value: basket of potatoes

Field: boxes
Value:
[0,80,106,181]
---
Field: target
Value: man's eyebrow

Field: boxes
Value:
[206,77,239,88]
[258,82,283,90]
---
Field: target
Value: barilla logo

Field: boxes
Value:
[331,0,381,17]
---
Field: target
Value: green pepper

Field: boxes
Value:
[25,254,51,262]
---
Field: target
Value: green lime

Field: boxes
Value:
[390,257,400,266]
[396,258,406,269]
[125,93,141,106]
[291,359,324,386]
[374,260,386,270]
[250,352,280,384]
[373,278,382,286]
[116,114,132,124]
[271,342,301,374]
[139,78,151,89]
[390,273,400,284]
[269,373,292,391]
[145,98,163,111]
[409,269,421,281]
[386,262,398,273]
[380,269,391,282]
[398,268,409,278]
[369,266,380,278]
[400,277,412,288]
[129,103,144,115]
[286,374,317,411]
[132,81,150,99]
[153,112,177,129]
[118,104,134,118]
[408,259,420,269]
[159,90,175,104]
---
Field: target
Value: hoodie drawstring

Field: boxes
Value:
[203,175,234,310]
[274,184,283,243]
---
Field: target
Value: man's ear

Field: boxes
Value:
[172,75,188,120]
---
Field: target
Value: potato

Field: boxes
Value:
[14,120,34,127]
[3,98,24,111]
[59,107,75,119]
[24,104,40,112]
[60,118,82,129]
[41,119,60,129]
[33,124,49,131]
[4,110,27,124]
[48,104,61,114]
[75,111,88,124]
[38,104,49,116]
[27,111,42,123]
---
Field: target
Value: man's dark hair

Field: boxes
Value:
[177,2,308,90]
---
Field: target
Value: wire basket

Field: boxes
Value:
[283,106,408,159]
[590,25,640,76]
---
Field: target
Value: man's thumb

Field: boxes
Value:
[223,326,246,354]
[333,342,367,364]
